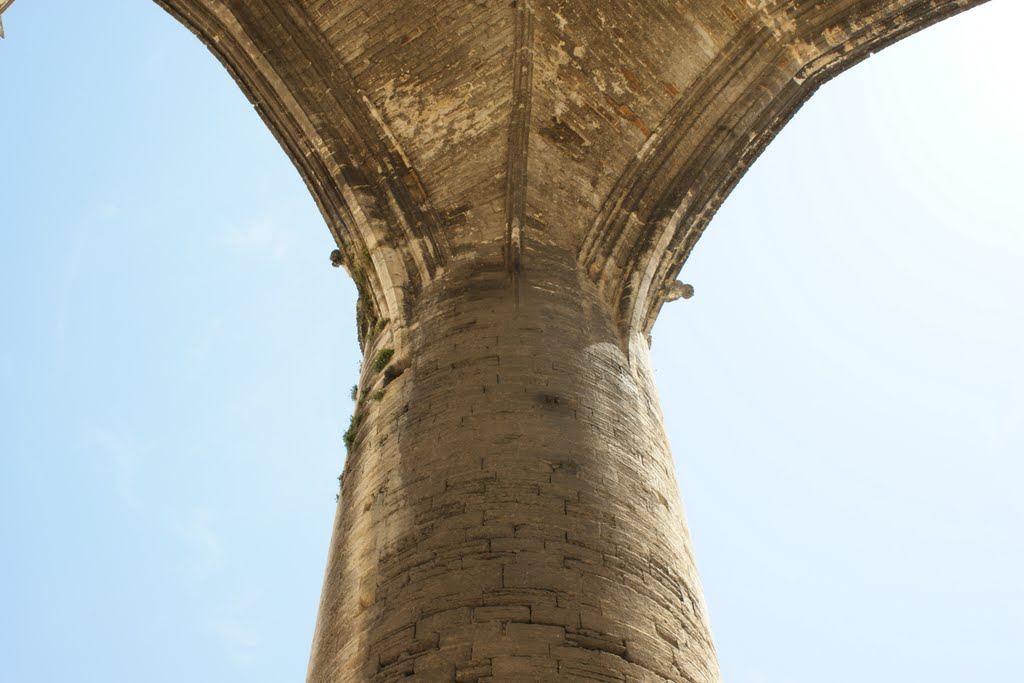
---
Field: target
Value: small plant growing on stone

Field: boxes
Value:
[343,411,364,452]
[350,384,358,401]
[373,348,395,372]
[366,317,389,343]
[372,389,386,402]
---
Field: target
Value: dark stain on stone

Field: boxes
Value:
[537,393,562,408]
[539,116,586,147]
[439,202,473,228]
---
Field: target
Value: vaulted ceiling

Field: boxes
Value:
[157,0,989,333]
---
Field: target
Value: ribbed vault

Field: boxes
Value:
[156,0,987,342]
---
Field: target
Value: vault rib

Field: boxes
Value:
[505,0,534,274]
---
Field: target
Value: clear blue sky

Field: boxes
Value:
[1,2,1021,681]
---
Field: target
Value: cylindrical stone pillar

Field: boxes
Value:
[307,245,719,682]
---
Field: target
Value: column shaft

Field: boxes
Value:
[308,246,718,682]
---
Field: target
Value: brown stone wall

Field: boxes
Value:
[309,244,717,682]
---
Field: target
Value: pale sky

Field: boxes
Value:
[1,2,1021,681]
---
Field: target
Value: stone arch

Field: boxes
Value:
[578,0,989,341]
[155,0,451,333]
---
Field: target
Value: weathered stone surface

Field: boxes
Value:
[308,243,716,680]
[149,1,991,680]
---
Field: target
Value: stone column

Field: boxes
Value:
[307,244,718,682]
[146,2,993,680]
